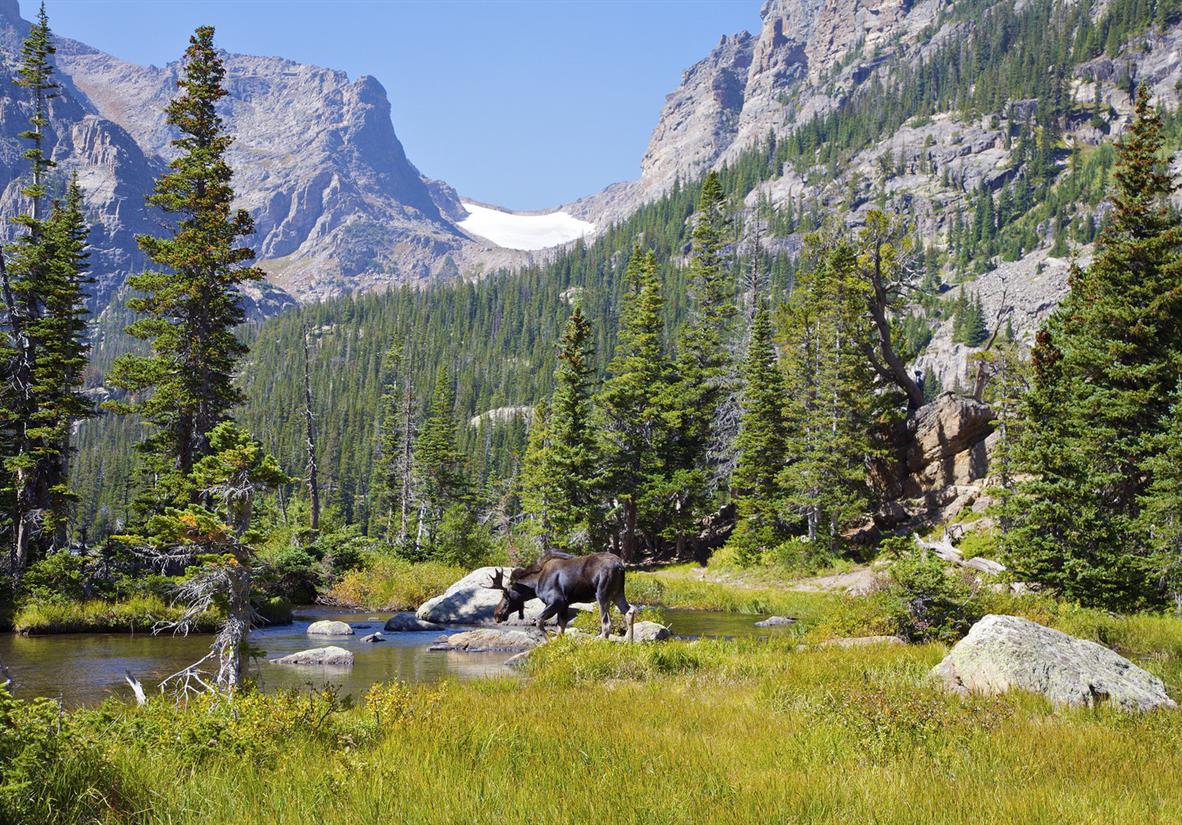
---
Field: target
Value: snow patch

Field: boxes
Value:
[458,201,594,251]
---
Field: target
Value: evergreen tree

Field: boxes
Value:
[676,171,738,492]
[1008,87,1182,607]
[595,250,679,561]
[728,299,787,559]
[411,365,470,556]
[2,7,92,571]
[520,306,600,552]
[779,234,883,549]
[1137,391,1182,613]
[370,341,410,543]
[108,26,264,515]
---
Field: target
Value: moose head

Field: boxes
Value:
[485,568,530,623]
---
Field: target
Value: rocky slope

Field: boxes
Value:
[573,0,1182,390]
[0,0,524,310]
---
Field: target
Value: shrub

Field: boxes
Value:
[325,557,467,610]
[890,548,982,643]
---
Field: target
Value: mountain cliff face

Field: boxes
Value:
[0,1,522,310]
[575,0,1182,391]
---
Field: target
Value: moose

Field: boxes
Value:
[486,550,637,641]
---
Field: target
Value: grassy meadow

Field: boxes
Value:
[3,568,1181,825]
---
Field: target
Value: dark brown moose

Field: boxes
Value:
[486,550,636,641]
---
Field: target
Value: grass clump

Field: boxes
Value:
[12,595,219,635]
[323,556,468,610]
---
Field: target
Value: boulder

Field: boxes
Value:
[755,615,797,627]
[608,621,672,643]
[815,635,905,649]
[306,620,354,636]
[359,632,384,643]
[270,646,354,666]
[429,627,547,653]
[415,566,591,626]
[384,612,444,632]
[931,614,1177,713]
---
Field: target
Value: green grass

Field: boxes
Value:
[628,567,839,622]
[12,595,219,635]
[323,557,468,610]
[6,632,1180,824]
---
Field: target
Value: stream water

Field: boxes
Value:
[0,606,798,706]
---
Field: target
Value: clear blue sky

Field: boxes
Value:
[33,1,759,210]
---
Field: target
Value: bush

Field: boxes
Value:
[890,549,982,643]
[19,552,94,603]
[324,557,468,610]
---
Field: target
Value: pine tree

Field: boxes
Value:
[779,233,883,549]
[1008,87,1182,607]
[595,249,678,561]
[676,171,738,492]
[520,306,600,552]
[370,341,406,543]
[411,364,470,556]
[729,299,787,559]
[2,7,92,571]
[1138,391,1182,613]
[108,26,264,514]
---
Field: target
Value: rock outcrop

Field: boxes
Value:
[384,612,444,632]
[931,615,1177,713]
[306,620,354,636]
[270,646,354,666]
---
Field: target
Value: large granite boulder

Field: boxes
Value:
[415,566,590,626]
[270,646,354,666]
[429,627,546,653]
[306,620,354,636]
[931,614,1176,713]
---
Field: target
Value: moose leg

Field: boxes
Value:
[615,594,637,643]
[556,606,572,637]
[534,602,564,640]
[597,595,612,639]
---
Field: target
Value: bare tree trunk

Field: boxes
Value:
[302,325,320,531]
[1,249,36,579]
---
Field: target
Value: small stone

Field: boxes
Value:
[359,632,384,643]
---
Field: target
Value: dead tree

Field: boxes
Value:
[302,324,320,531]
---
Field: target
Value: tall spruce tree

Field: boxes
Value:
[411,364,470,556]
[595,249,678,561]
[729,299,787,559]
[520,306,600,552]
[2,7,93,571]
[676,171,738,491]
[779,233,883,548]
[370,341,407,543]
[1008,86,1182,607]
[109,26,264,514]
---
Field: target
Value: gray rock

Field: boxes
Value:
[306,620,354,636]
[815,635,905,649]
[931,614,1177,713]
[415,566,591,626]
[755,615,797,627]
[384,612,444,632]
[270,646,354,666]
[359,632,384,643]
[429,627,547,653]
[607,620,672,643]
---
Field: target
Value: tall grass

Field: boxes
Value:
[12,595,218,635]
[9,635,1179,824]
[628,570,839,621]
[323,557,468,610]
